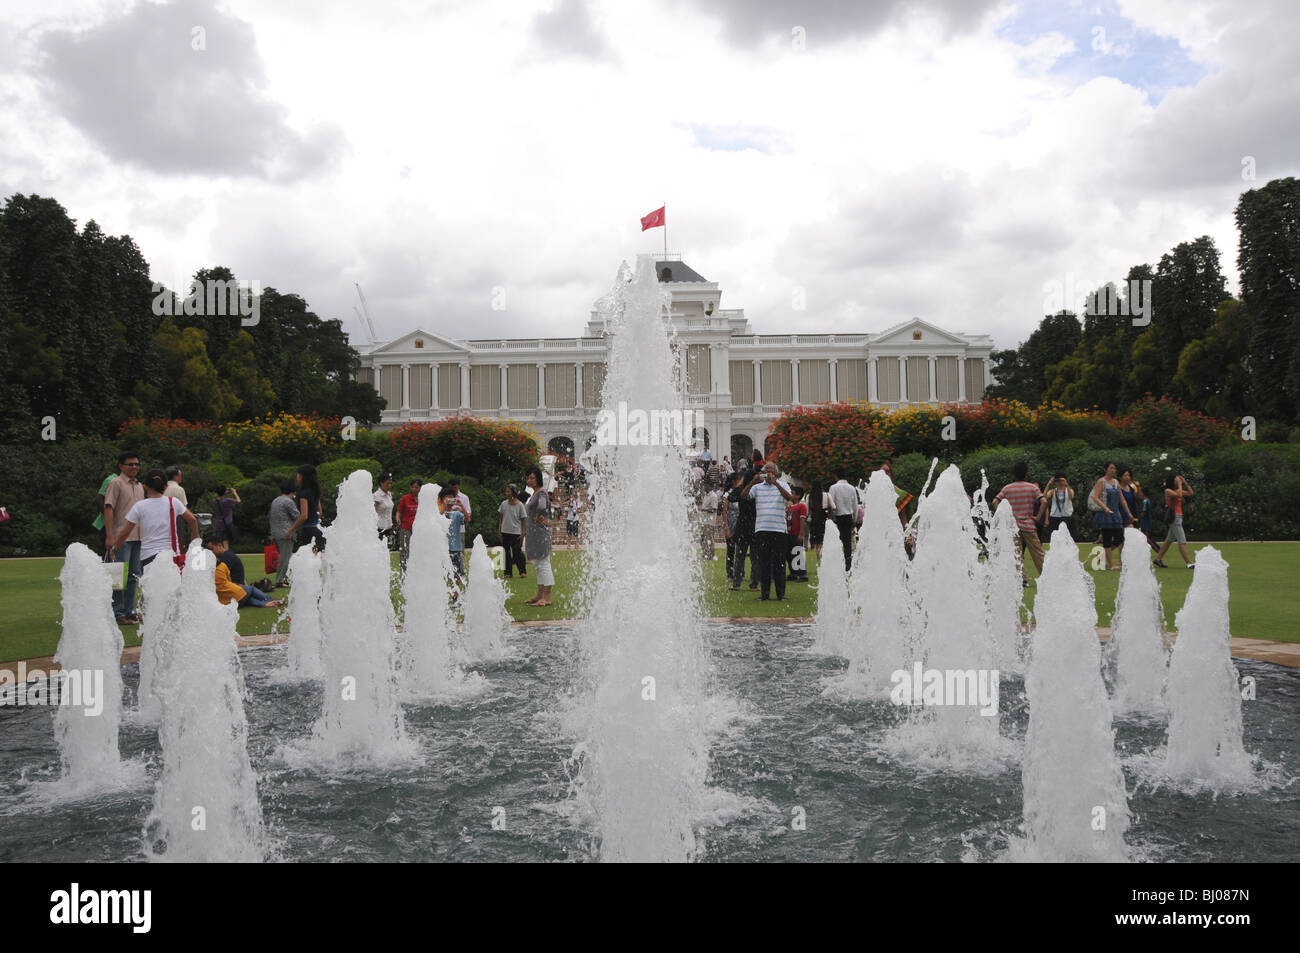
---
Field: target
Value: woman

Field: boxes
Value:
[1154,474,1195,568]
[109,470,200,610]
[373,472,395,540]
[522,466,553,606]
[1090,461,1132,570]
[807,478,827,560]
[1038,471,1074,540]
[287,464,325,552]
[214,485,241,543]
[498,483,527,578]
[1118,469,1139,528]
[722,470,745,577]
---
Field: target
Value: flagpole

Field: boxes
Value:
[663,201,668,261]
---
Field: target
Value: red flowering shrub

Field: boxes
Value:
[116,417,217,460]
[1116,396,1231,455]
[766,403,894,485]
[388,416,540,481]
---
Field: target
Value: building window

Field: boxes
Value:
[469,365,500,409]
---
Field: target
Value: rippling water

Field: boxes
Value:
[1,623,1296,862]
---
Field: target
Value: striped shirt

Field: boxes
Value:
[749,480,791,533]
[994,481,1043,532]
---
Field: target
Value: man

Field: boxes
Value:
[745,462,795,602]
[994,461,1045,587]
[205,535,282,608]
[827,470,859,572]
[163,465,188,506]
[439,486,467,578]
[396,480,421,572]
[699,446,713,465]
[268,480,300,589]
[93,459,120,553]
[728,468,758,591]
[447,477,471,549]
[785,486,809,582]
[102,451,145,624]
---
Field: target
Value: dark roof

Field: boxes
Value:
[655,260,707,283]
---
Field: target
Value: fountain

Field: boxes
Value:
[279,547,325,681]
[984,500,1026,674]
[885,465,1011,772]
[1108,527,1168,716]
[294,471,413,767]
[827,471,917,699]
[1015,526,1129,861]
[460,535,510,661]
[144,540,266,861]
[135,556,181,723]
[572,256,710,862]
[1164,547,1257,791]
[50,543,128,793]
[399,482,482,700]
[809,518,853,658]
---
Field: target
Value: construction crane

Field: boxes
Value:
[354,282,379,344]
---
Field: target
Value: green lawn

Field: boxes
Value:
[2,542,1296,662]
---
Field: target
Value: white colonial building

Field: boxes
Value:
[354,255,995,462]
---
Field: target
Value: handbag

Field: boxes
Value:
[264,542,280,574]
[169,499,186,572]
[1086,484,1104,512]
[0,506,9,523]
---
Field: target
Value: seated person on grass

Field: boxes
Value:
[204,534,283,608]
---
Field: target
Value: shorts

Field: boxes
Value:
[533,555,554,587]
[1100,527,1124,548]
[1165,515,1186,545]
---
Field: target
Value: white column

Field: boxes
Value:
[957,353,966,402]
[459,362,470,411]
[575,363,584,409]
[982,357,991,398]
[430,363,439,411]
[898,355,907,404]
[868,358,878,403]
[400,362,410,411]
[791,359,801,406]
[829,358,838,402]
[927,355,937,404]
[752,359,761,410]
[537,362,546,412]
[499,363,508,412]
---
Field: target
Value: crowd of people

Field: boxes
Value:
[691,449,1200,599]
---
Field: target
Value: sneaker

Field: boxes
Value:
[1187,563,1195,569]
[1153,560,1167,568]
[1022,579,1030,588]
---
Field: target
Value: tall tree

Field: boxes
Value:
[987,310,1082,405]
[1237,177,1300,423]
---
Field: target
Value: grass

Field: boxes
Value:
[2,541,1296,662]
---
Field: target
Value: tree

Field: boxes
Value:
[1236,177,1300,423]
[153,319,240,421]
[1173,298,1253,420]
[987,310,1082,405]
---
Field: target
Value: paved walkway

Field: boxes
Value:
[6,624,1298,678]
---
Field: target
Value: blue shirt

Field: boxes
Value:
[749,480,790,533]
[447,510,464,552]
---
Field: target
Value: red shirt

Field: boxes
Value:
[994,481,1043,533]
[786,501,807,538]
[397,493,419,530]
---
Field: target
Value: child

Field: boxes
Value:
[785,487,809,581]
[438,486,466,579]
[566,498,580,538]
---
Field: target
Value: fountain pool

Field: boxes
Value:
[1,624,1296,862]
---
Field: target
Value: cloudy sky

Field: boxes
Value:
[2,0,1296,349]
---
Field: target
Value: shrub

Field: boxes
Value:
[316,458,382,523]
[1115,396,1231,454]
[0,436,119,556]
[766,403,894,485]
[388,417,540,483]
[116,418,216,461]
[219,413,342,468]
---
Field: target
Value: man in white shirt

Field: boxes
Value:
[744,462,794,601]
[827,470,859,572]
[163,465,188,506]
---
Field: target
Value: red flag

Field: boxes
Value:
[640,206,665,230]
